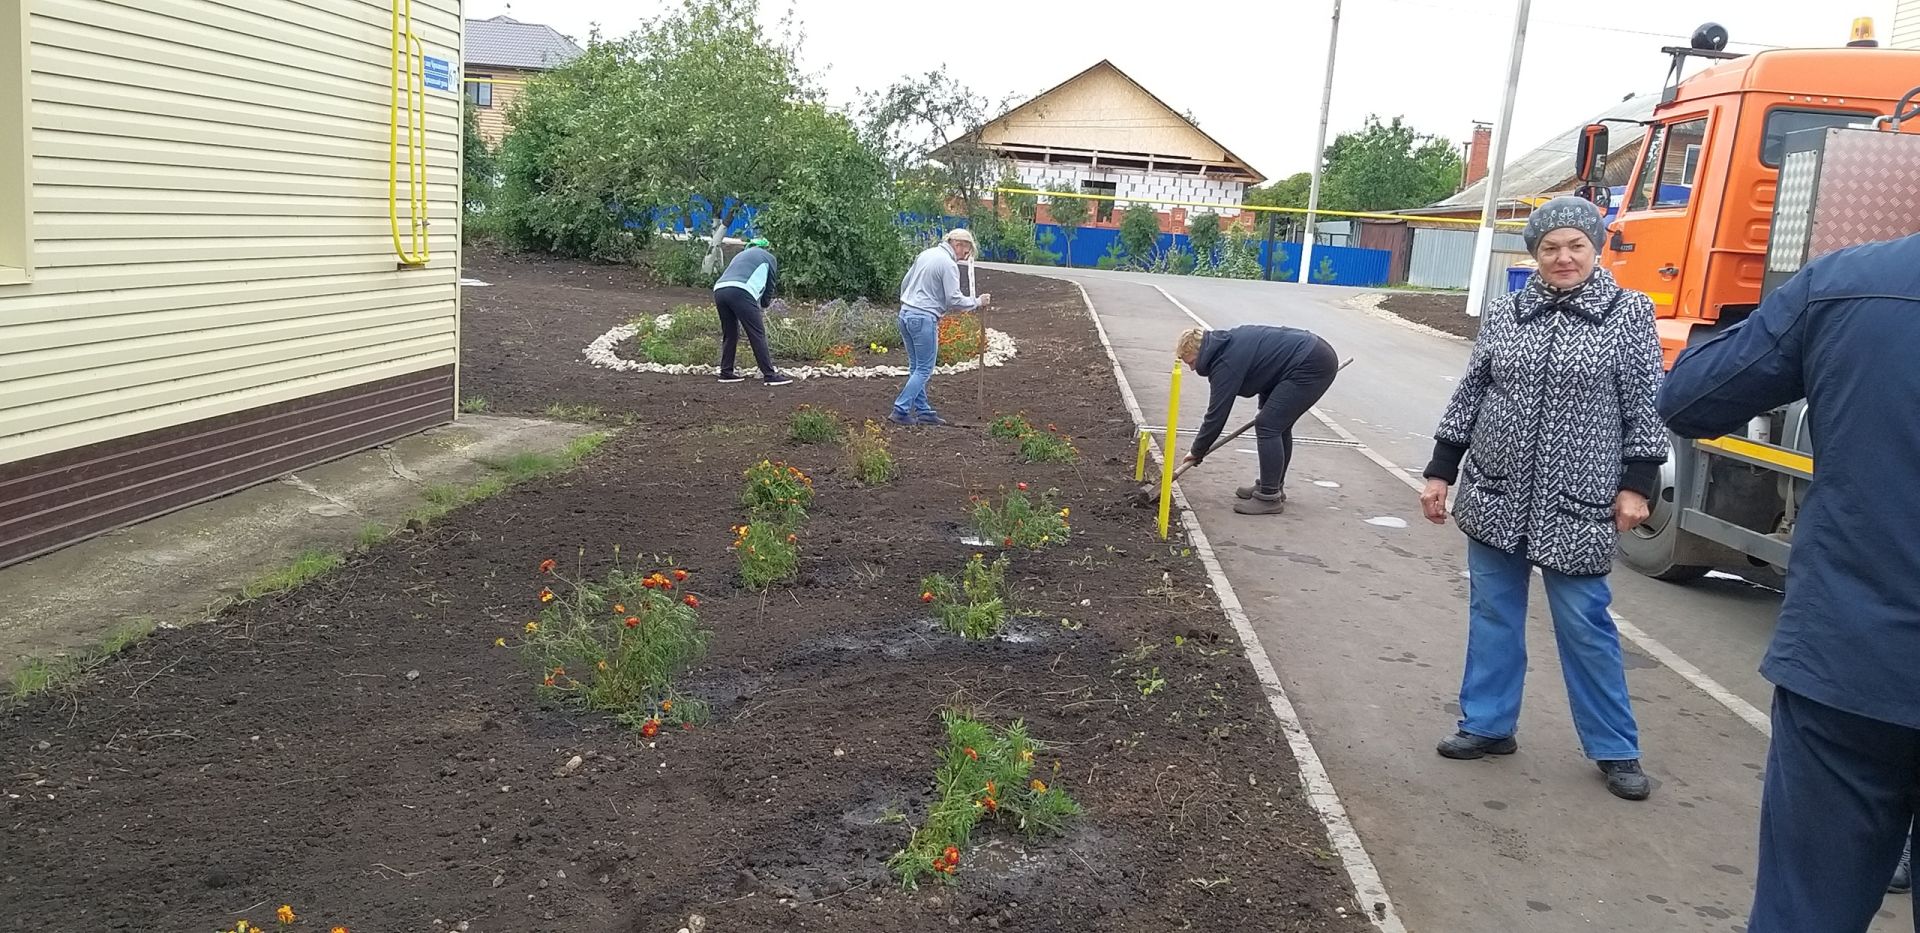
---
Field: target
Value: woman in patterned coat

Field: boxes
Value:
[1417,196,1668,801]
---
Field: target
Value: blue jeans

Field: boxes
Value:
[892,310,939,418]
[1750,688,1919,932]
[1458,538,1640,760]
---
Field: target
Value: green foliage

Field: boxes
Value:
[513,560,710,729]
[921,554,1012,640]
[756,105,910,299]
[1045,184,1089,268]
[788,405,843,444]
[1313,255,1339,284]
[861,70,1005,204]
[971,486,1072,550]
[1117,204,1162,268]
[1246,172,1311,209]
[732,519,801,589]
[1186,212,1222,264]
[845,420,898,486]
[463,99,498,226]
[460,396,490,414]
[1320,115,1462,212]
[241,550,342,601]
[889,710,1081,887]
[741,459,814,517]
[1018,430,1079,464]
[647,240,714,288]
[1094,240,1127,271]
[632,302,902,366]
[987,413,1033,440]
[1220,225,1262,280]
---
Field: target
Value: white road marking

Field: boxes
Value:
[1151,281,1776,742]
[1366,517,1410,529]
[1079,278,1406,932]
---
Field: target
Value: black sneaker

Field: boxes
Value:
[764,372,794,387]
[717,372,746,384]
[886,411,916,427]
[1891,840,1912,894]
[919,413,953,427]
[1598,759,1652,801]
[1436,731,1519,760]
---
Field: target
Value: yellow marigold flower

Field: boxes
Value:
[525,621,539,634]
[661,699,674,712]
[1031,779,1048,793]
[494,637,506,648]
[277,904,296,924]
[333,928,351,933]
[1020,748,1034,763]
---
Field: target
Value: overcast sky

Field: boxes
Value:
[467,0,1899,184]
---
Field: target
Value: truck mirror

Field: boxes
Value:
[1575,124,1609,184]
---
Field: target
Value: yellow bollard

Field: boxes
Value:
[1158,363,1182,539]
[1134,431,1151,482]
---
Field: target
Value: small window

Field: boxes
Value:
[1630,118,1707,211]
[1760,107,1875,167]
[465,76,493,108]
[1081,179,1116,222]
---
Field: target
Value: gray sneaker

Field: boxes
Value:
[1598,759,1652,801]
[1891,840,1912,894]
[1235,485,1287,501]
[1437,730,1518,760]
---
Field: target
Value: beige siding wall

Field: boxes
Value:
[467,66,528,145]
[1895,0,1920,49]
[979,65,1226,163]
[0,0,463,467]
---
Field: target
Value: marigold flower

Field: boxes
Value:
[596,660,608,671]
[982,796,998,813]
[552,666,565,676]
[538,558,557,574]
[277,905,296,925]
[673,569,689,581]
[1030,779,1048,793]
[1003,538,1013,547]
[333,927,350,933]
[639,719,660,738]
[964,747,978,761]
[984,780,996,795]
[1060,508,1070,518]
[494,637,507,648]
[786,534,798,544]
[1017,482,1029,491]
[625,616,639,628]
[539,588,555,603]
[543,676,556,687]
[683,595,699,608]
[525,621,540,634]
[943,845,960,862]
[681,722,695,732]
[661,699,673,712]
[921,592,934,603]
[1021,749,1034,763]
[614,603,626,613]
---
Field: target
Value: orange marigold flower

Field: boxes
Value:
[982,796,998,813]
[543,676,556,687]
[333,928,350,933]
[538,558,557,574]
[681,722,695,732]
[921,592,934,603]
[639,719,660,738]
[944,845,960,862]
[539,588,555,603]
[1030,779,1048,793]
[625,616,640,628]
[596,660,608,671]
[964,747,979,761]
[277,905,296,925]
[552,666,565,676]
[683,595,699,608]
[614,603,626,613]
[661,699,674,712]
[984,780,996,795]
[786,534,798,544]
[674,569,689,581]
[1017,482,1029,491]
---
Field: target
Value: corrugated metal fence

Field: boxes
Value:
[1409,227,1530,290]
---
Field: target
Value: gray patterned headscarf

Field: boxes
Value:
[1522,196,1607,254]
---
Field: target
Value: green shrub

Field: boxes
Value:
[1018,430,1079,464]
[987,413,1033,440]
[733,519,800,589]
[741,459,814,518]
[972,486,1071,550]
[921,554,1011,640]
[788,405,842,444]
[648,240,714,288]
[846,420,898,486]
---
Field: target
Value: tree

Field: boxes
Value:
[1046,183,1089,268]
[860,71,1009,207]
[757,105,909,300]
[1118,205,1163,269]
[1318,116,1462,213]
[1187,212,1221,269]
[462,100,498,222]
[1244,172,1311,242]
[494,0,809,260]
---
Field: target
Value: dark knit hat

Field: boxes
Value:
[1523,196,1607,254]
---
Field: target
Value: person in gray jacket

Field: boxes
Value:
[890,228,990,426]
[712,237,791,386]
[1418,196,1667,801]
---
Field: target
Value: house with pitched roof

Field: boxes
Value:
[463,15,583,145]
[940,60,1263,233]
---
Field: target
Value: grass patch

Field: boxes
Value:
[733,519,801,590]
[921,554,1012,640]
[460,396,490,413]
[845,420,898,486]
[888,709,1081,887]
[6,620,155,701]
[1017,430,1079,464]
[987,413,1033,440]
[788,405,843,444]
[356,523,391,549]
[240,549,343,601]
[545,402,605,423]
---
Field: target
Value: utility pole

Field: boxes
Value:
[1464,0,1532,316]
[1299,0,1342,285]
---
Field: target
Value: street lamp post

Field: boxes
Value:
[1464,0,1533,317]
[1299,0,1342,285]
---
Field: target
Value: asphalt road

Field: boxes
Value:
[991,264,1913,933]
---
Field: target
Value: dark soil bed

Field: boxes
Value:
[0,245,1372,933]
[1378,292,1478,340]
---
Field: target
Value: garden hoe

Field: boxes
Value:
[1126,357,1354,509]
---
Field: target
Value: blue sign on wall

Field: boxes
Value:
[422,57,452,92]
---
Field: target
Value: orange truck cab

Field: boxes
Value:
[1588,33,1920,364]
[1566,20,1920,584]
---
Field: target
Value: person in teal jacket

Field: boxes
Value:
[712,238,791,386]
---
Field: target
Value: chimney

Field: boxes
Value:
[1464,122,1493,188]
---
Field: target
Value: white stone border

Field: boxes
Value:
[583,316,1018,380]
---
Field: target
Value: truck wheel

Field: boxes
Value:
[1618,460,1711,582]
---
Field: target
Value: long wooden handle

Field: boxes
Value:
[1171,419,1258,480]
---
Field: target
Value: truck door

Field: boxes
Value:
[1607,115,1711,318]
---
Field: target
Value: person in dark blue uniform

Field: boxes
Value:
[1657,232,1920,932]
[1176,324,1341,515]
